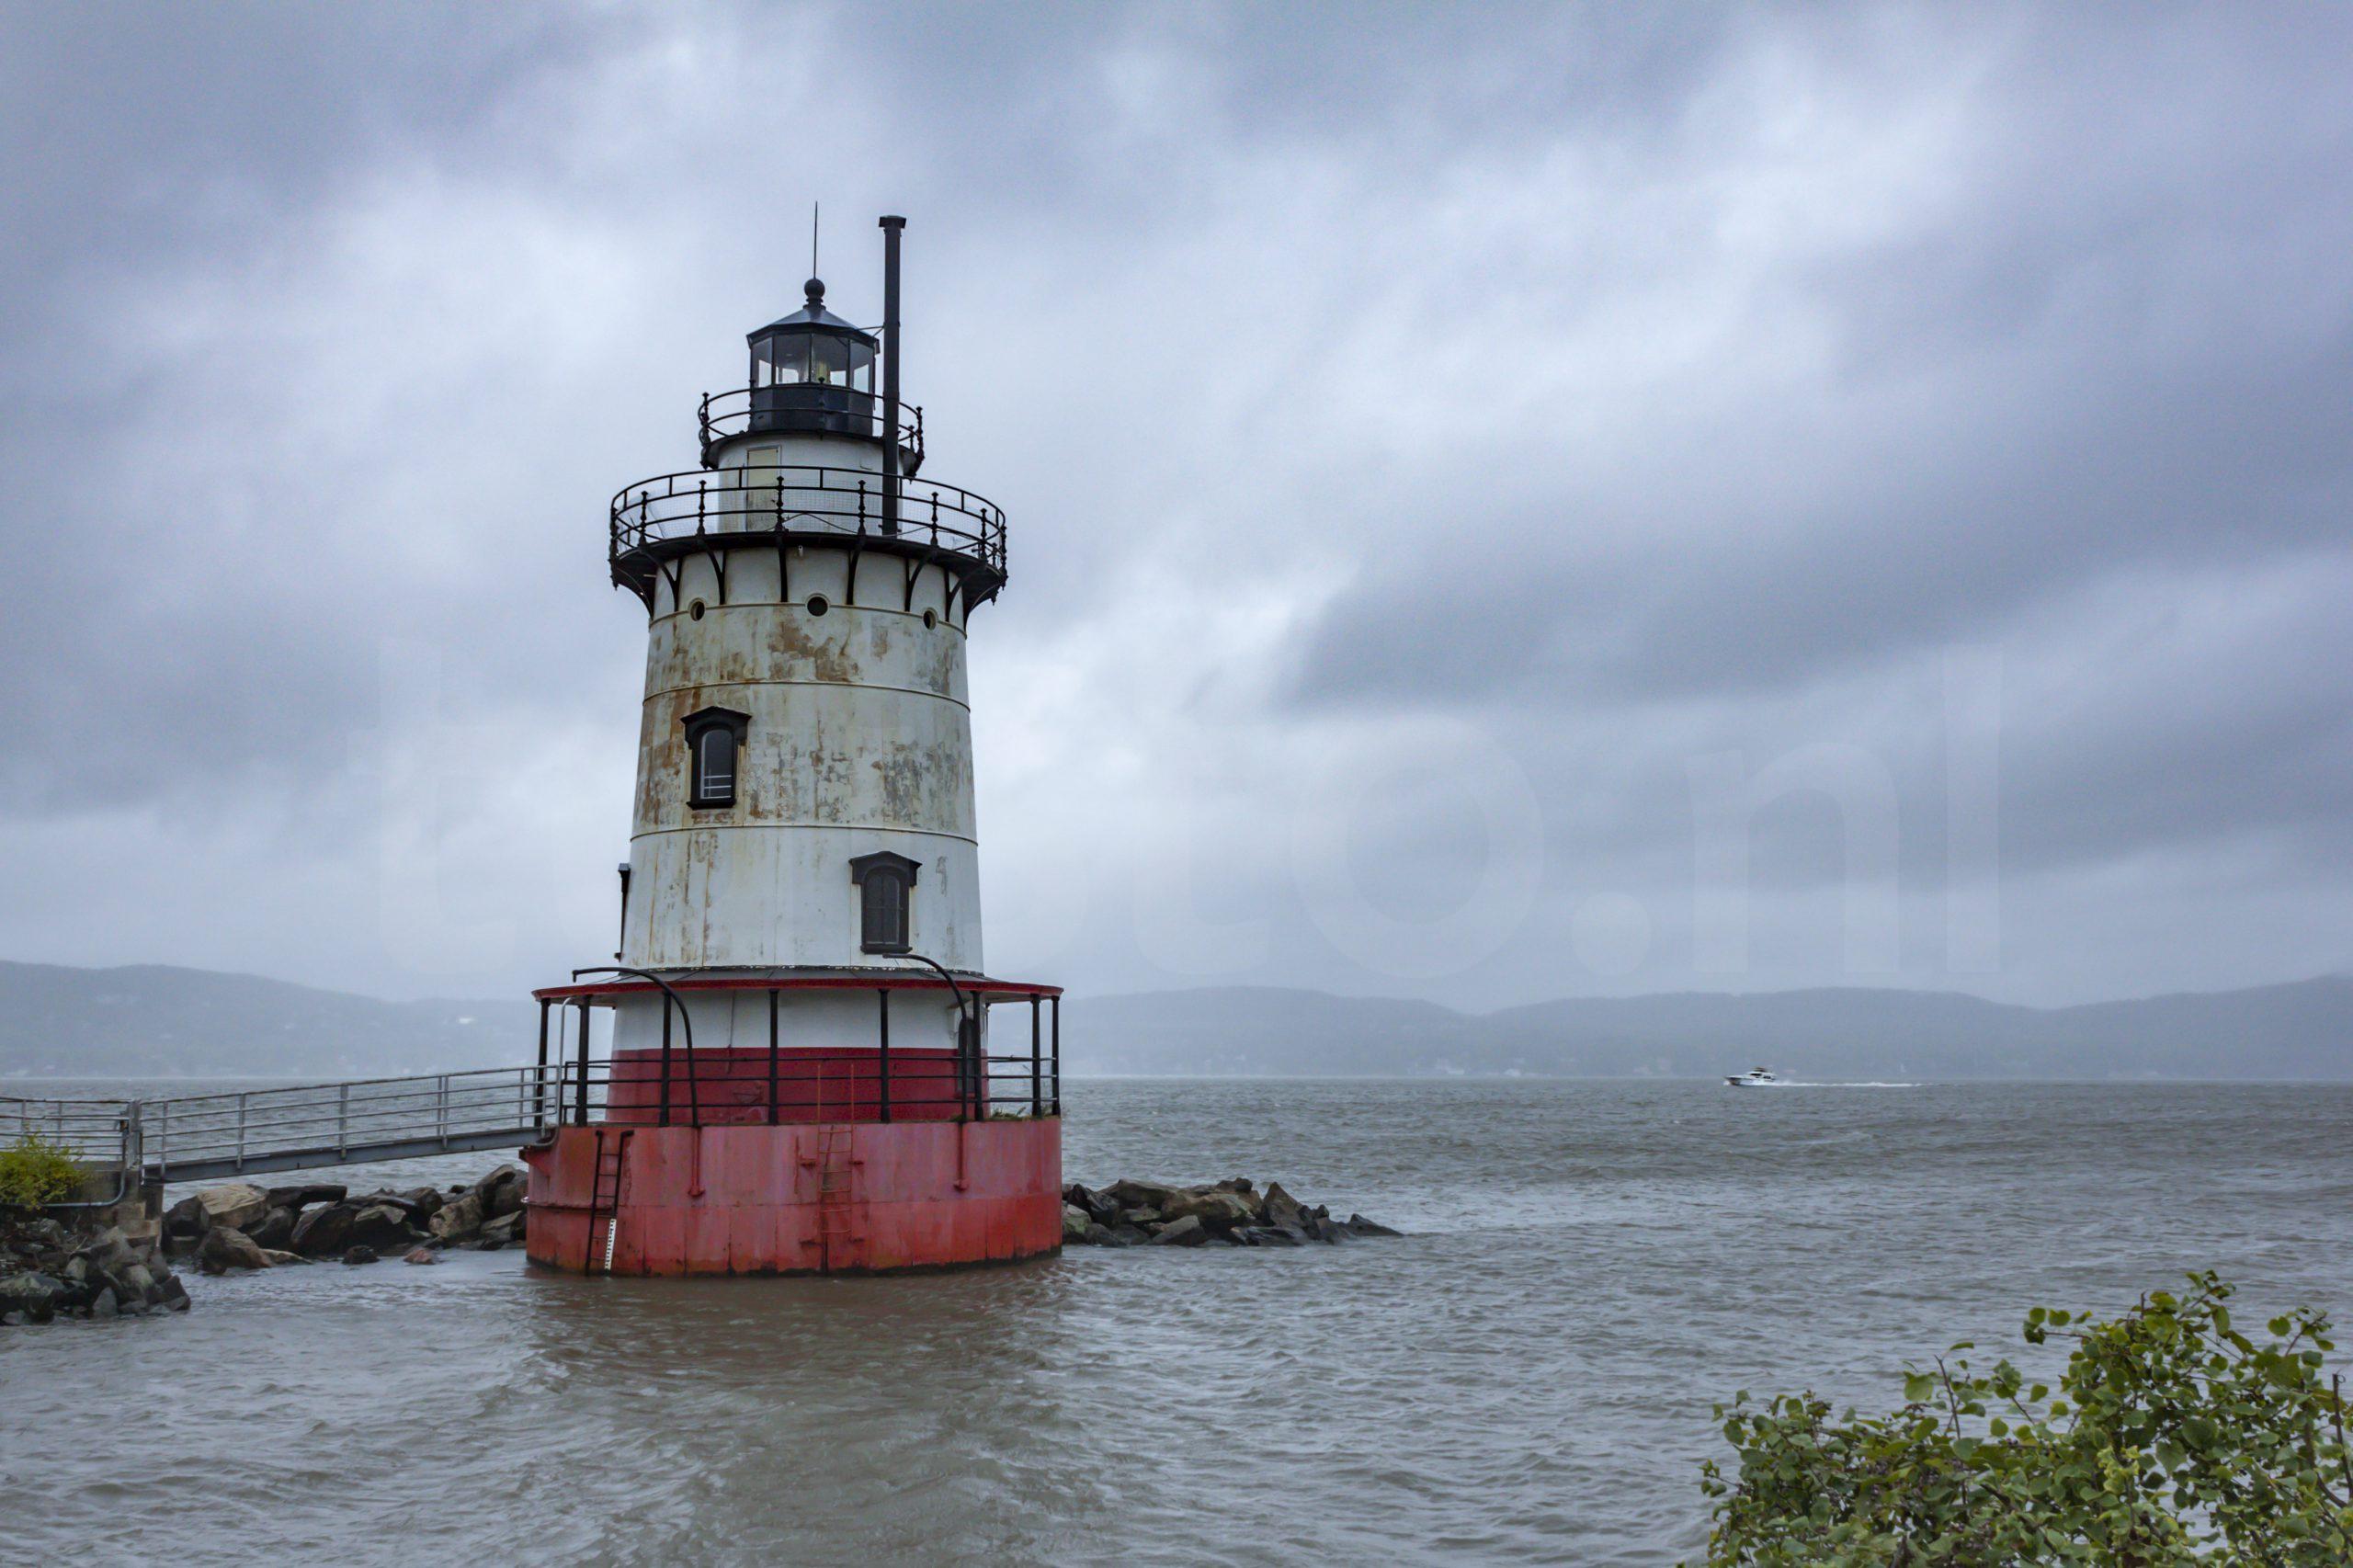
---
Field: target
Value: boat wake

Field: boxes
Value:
[1725,1066,1918,1089]
[1739,1080,1919,1089]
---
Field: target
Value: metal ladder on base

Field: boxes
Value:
[811,1125,858,1272]
[585,1129,633,1275]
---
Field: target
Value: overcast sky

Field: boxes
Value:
[2,3,2347,1009]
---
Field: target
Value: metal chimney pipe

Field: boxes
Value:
[879,214,904,537]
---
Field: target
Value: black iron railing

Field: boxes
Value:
[698,386,923,469]
[534,981,1062,1131]
[1,986,1062,1187]
[609,463,1006,582]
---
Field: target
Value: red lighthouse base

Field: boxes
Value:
[520,1118,1063,1276]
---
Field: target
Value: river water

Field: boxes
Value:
[4,1077,2350,1565]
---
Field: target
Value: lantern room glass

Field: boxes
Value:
[752,329,875,394]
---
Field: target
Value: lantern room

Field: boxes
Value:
[745,278,878,439]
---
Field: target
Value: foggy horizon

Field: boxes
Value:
[5,953,2344,1017]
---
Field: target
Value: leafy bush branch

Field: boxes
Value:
[0,1131,85,1210]
[1699,1271,2351,1564]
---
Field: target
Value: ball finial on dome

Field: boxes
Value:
[804,278,825,308]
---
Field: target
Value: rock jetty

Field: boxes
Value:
[1,1210,188,1324]
[1061,1177,1400,1247]
[162,1165,529,1273]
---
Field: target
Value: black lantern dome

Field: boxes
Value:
[745,278,880,439]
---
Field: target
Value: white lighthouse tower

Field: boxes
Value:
[523,218,1063,1275]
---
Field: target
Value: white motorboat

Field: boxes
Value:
[1723,1066,1779,1087]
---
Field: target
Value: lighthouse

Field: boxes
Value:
[521,217,1064,1275]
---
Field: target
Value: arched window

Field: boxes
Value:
[848,851,920,954]
[681,707,749,809]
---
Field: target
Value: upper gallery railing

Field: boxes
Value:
[609,463,1007,578]
[697,385,924,469]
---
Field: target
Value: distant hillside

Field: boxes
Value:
[4,960,2347,1083]
[0,961,538,1079]
[1066,977,2353,1082]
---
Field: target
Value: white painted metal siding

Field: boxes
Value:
[621,540,983,975]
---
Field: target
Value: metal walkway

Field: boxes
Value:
[6,1065,564,1186]
[7,983,1063,1187]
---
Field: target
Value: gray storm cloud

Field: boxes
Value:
[0,2,2346,1008]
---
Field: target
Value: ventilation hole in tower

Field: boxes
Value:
[688,599,707,620]
[806,595,830,617]
[922,608,938,630]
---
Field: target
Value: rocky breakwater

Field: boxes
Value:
[1,1209,189,1324]
[162,1165,529,1272]
[1061,1177,1401,1248]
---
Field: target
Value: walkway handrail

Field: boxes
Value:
[3,1095,135,1165]
[6,980,1060,1187]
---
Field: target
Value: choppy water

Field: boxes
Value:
[5,1077,2352,1565]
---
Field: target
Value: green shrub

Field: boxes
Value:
[0,1131,85,1210]
[1699,1271,2352,1565]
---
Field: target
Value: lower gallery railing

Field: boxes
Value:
[529,975,1063,1131]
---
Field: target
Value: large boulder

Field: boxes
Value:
[161,1194,208,1244]
[1260,1182,1310,1238]
[347,1203,425,1250]
[189,1183,271,1234]
[472,1165,526,1221]
[1062,1204,1092,1242]
[397,1187,446,1225]
[429,1192,485,1244]
[1146,1214,1208,1246]
[289,1202,356,1256]
[289,1200,419,1256]
[76,1225,142,1273]
[197,1225,272,1274]
[1062,1183,1122,1226]
[1163,1188,1259,1231]
[264,1183,346,1212]
[14,1215,67,1253]
[0,1271,62,1324]
[245,1206,297,1251]
[1104,1179,1189,1214]
[478,1210,525,1247]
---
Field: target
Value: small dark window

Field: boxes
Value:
[688,599,706,620]
[806,595,830,617]
[921,608,938,630]
[681,706,749,809]
[848,851,920,954]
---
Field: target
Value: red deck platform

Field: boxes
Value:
[522,973,1063,1276]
